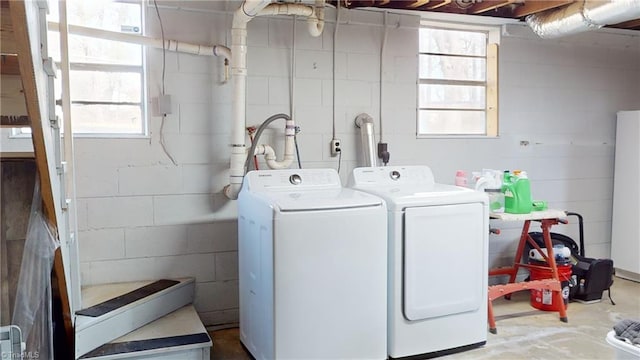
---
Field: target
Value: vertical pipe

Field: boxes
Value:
[355,113,377,167]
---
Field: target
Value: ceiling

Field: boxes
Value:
[328,0,640,31]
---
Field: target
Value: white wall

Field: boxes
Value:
[70,1,640,327]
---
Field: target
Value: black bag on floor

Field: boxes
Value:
[527,212,615,304]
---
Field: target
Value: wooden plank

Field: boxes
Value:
[408,0,430,8]
[8,0,73,350]
[424,0,452,10]
[0,115,29,127]
[0,75,27,115]
[610,18,640,30]
[0,152,34,158]
[1,54,20,75]
[511,0,574,18]
[467,0,518,14]
[1,5,16,54]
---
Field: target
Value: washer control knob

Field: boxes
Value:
[390,170,401,180]
[289,174,302,185]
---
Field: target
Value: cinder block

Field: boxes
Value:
[78,228,125,262]
[187,220,238,253]
[334,80,372,107]
[154,194,216,225]
[267,77,289,105]
[76,199,89,231]
[182,164,213,194]
[293,78,323,106]
[87,196,154,229]
[193,280,239,312]
[393,56,418,83]
[294,105,332,134]
[178,53,214,74]
[75,156,119,199]
[295,50,333,79]
[337,25,380,54]
[124,225,188,257]
[248,77,270,105]
[85,258,157,285]
[199,309,239,327]
[247,17,269,47]
[215,252,238,280]
[347,53,379,81]
[268,18,294,49]
[248,47,290,77]
[118,165,182,196]
[179,102,214,134]
[165,72,213,104]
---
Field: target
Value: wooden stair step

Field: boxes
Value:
[79,305,212,360]
[75,278,195,359]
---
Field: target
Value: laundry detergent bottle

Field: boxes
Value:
[502,170,532,214]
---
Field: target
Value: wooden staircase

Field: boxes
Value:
[2,1,212,358]
[76,279,210,359]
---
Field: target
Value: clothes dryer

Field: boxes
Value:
[238,168,387,360]
[350,165,489,359]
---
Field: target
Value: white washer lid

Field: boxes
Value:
[263,188,383,211]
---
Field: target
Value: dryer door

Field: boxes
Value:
[403,203,485,321]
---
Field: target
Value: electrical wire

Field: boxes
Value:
[337,149,342,174]
[294,126,302,169]
[153,0,177,166]
[379,10,388,143]
[332,1,341,140]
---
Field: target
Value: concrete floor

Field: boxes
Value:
[209,276,640,359]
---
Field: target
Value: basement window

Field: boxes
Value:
[14,0,146,137]
[417,23,499,137]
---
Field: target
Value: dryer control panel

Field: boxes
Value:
[244,169,341,192]
[350,166,436,187]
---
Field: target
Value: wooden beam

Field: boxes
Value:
[0,115,29,127]
[467,0,518,14]
[423,0,452,10]
[511,0,574,18]
[408,0,431,8]
[1,54,19,74]
[0,152,34,159]
[1,5,16,54]
[610,18,640,30]
[8,0,73,349]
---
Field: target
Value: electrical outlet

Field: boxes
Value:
[331,139,341,157]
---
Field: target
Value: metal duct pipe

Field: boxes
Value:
[355,113,378,167]
[526,0,640,39]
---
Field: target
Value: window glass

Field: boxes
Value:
[418,25,497,137]
[45,0,145,136]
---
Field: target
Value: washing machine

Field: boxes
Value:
[349,165,489,359]
[238,168,388,360]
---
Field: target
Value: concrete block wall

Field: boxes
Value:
[69,1,640,326]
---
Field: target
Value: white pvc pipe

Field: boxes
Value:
[225,0,273,199]
[264,118,296,169]
[48,21,231,60]
[225,0,324,199]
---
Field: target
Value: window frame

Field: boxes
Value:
[10,0,149,139]
[417,21,500,138]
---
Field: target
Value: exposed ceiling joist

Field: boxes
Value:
[511,0,575,18]
[467,0,519,15]
[611,18,640,30]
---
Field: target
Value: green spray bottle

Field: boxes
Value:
[502,170,532,214]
